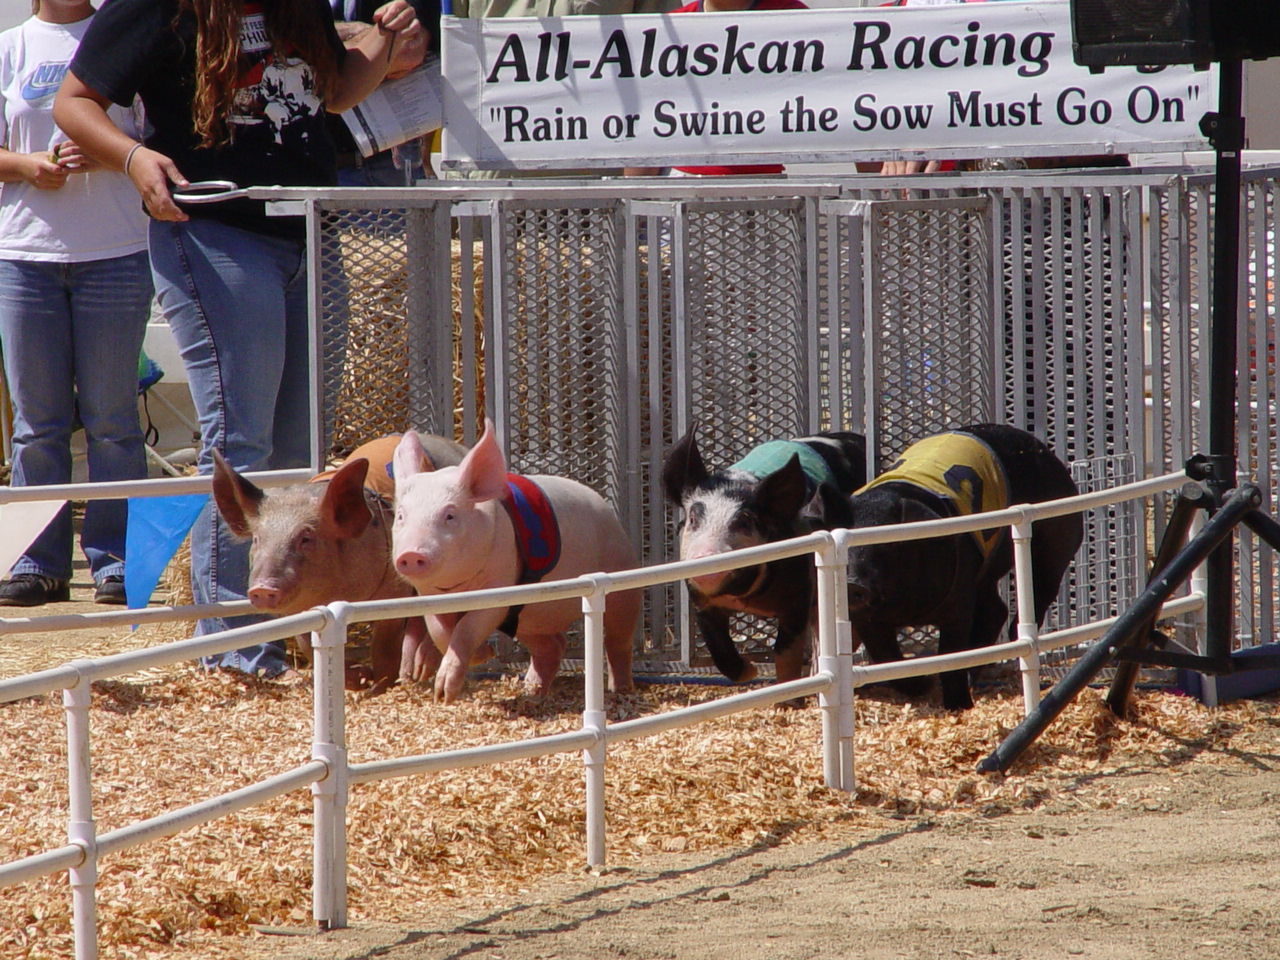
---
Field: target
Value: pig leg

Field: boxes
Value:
[602,586,640,693]
[695,604,757,682]
[772,600,813,684]
[854,621,932,698]
[406,613,495,687]
[1028,515,1082,625]
[938,589,1005,710]
[400,615,444,686]
[341,617,412,694]
[360,617,408,694]
[518,631,567,696]
[434,607,506,703]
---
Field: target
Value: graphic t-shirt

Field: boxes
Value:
[69,0,346,238]
[0,15,148,261]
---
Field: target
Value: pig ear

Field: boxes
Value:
[319,457,373,540]
[393,431,430,487]
[661,422,708,506]
[752,454,809,525]
[814,483,855,529]
[457,418,510,503]
[899,498,938,525]
[211,449,264,539]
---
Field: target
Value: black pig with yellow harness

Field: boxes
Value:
[846,424,1082,710]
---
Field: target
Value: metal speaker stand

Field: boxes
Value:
[978,56,1280,775]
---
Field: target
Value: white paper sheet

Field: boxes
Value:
[342,55,444,157]
[0,500,66,577]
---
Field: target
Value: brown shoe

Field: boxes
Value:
[93,575,127,605]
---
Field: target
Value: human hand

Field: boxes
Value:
[385,19,427,79]
[372,1,418,40]
[50,140,101,172]
[880,159,942,176]
[125,146,191,222]
[26,150,71,189]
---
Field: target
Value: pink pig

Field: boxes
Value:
[391,419,639,702]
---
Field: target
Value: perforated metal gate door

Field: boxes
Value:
[1150,170,1280,658]
[301,170,1279,678]
[1233,175,1279,650]
[317,198,453,459]
[631,198,817,667]
[829,196,998,662]
[486,201,629,508]
[857,197,996,467]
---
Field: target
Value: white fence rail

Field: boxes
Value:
[0,470,1197,959]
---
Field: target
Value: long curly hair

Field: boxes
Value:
[182,0,341,148]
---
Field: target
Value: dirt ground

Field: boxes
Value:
[242,761,1280,960]
[5,566,1280,960]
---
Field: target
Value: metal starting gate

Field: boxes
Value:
[302,166,1279,671]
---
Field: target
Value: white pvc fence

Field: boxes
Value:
[0,469,1201,960]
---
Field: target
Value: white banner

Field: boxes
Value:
[439,0,1213,170]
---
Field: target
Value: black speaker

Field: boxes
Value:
[1071,0,1280,69]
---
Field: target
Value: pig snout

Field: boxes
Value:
[395,549,433,580]
[684,547,730,595]
[846,578,874,611]
[248,581,286,611]
[690,570,728,594]
[846,560,879,611]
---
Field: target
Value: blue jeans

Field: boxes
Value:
[336,148,424,188]
[149,218,312,677]
[0,253,152,583]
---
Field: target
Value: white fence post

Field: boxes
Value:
[581,575,610,868]
[816,533,855,793]
[311,605,349,929]
[64,664,98,960]
[1188,508,1216,706]
[1011,516,1042,713]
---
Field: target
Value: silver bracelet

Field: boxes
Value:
[123,142,143,176]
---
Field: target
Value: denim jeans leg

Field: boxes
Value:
[273,258,313,470]
[336,150,421,188]
[0,259,78,580]
[149,218,312,677]
[69,251,153,582]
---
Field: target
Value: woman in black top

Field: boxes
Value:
[54,0,418,678]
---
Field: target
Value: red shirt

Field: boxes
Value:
[671,0,808,176]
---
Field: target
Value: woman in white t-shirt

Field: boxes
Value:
[0,0,152,607]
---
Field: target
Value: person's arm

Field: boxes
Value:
[328,0,420,112]
[53,72,190,222]
[337,18,428,80]
[0,146,72,189]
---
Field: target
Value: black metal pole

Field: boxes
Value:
[1104,483,1215,717]
[1242,510,1280,553]
[1202,57,1246,663]
[977,484,1261,775]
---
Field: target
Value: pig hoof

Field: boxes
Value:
[362,676,398,697]
[736,662,758,683]
[521,677,553,698]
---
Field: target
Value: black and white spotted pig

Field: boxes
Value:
[662,425,866,685]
